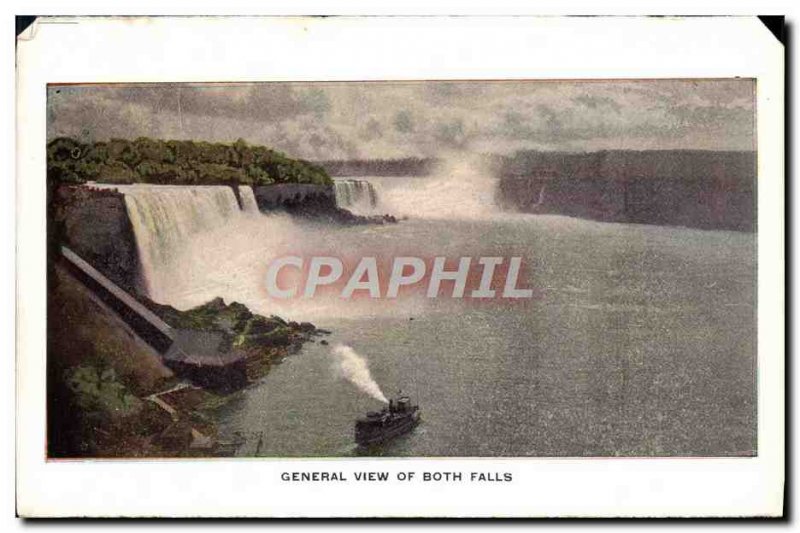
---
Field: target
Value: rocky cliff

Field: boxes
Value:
[52,185,141,291]
[252,183,336,210]
[497,150,756,232]
[253,183,396,225]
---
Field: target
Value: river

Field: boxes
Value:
[115,170,757,457]
[225,176,754,457]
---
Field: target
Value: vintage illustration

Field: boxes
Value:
[46,80,756,458]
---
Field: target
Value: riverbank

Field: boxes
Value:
[47,258,327,457]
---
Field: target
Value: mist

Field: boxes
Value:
[378,154,499,220]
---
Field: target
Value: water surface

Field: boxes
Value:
[210,213,756,457]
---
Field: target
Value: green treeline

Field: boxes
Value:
[47,137,332,186]
[317,157,438,177]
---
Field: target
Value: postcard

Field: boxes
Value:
[16,16,785,517]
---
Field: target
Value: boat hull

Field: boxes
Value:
[355,412,420,446]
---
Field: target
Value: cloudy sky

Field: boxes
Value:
[47,80,755,160]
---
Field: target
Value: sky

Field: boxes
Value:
[47,80,756,160]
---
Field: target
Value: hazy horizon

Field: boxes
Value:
[47,80,756,161]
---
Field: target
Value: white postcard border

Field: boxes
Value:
[16,16,784,517]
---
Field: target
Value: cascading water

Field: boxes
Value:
[97,184,254,300]
[93,181,404,320]
[239,186,260,214]
[333,179,379,214]
[377,156,498,220]
[90,162,499,320]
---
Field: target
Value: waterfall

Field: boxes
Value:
[334,179,379,214]
[239,186,260,214]
[95,184,255,299]
[532,184,547,208]
[377,156,498,220]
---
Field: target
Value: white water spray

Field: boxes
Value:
[330,344,388,403]
[95,184,259,300]
[379,155,498,220]
[239,186,260,214]
[333,179,379,215]
[101,181,424,320]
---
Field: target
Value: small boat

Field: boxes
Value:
[355,393,421,446]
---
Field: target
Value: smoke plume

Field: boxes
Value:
[330,344,388,403]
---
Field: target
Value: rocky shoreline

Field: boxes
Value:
[48,263,329,457]
[280,195,398,225]
[47,183,358,457]
[142,296,327,383]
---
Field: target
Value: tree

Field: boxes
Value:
[47,137,333,187]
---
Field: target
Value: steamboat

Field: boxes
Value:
[355,393,421,446]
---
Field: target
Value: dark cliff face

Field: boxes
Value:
[53,186,141,291]
[252,183,337,210]
[496,151,756,232]
[253,183,397,225]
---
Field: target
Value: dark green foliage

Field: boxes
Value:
[47,136,332,187]
[142,296,308,350]
[319,157,437,177]
[236,320,292,348]
[66,364,142,417]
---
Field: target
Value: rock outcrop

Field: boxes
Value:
[53,186,140,291]
[253,183,397,225]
